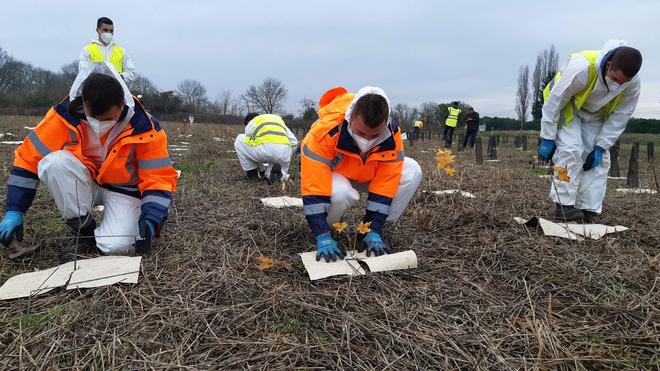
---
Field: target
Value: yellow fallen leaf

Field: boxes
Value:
[256,257,291,271]
[435,149,455,170]
[332,222,348,233]
[357,221,372,235]
[554,166,571,183]
[256,257,275,270]
[444,167,456,177]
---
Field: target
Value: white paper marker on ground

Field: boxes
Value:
[1,141,23,145]
[0,256,142,300]
[515,217,628,241]
[430,190,476,199]
[24,126,36,130]
[615,188,657,194]
[260,196,303,208]
[538,175,552,179]
[299,250,417,281]
[608,177,627,180]
[66,256,141,289]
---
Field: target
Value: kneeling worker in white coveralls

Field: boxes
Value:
[301,86,423,262]
[0,65,178,260]
[234,113,298,183]
[539,40,642,222]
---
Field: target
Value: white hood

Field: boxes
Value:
[68,61,134,108]
[344,86,391,123]
[596,39,627,67]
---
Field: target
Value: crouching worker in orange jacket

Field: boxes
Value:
[0,72,178,260]
[301,86,423,262]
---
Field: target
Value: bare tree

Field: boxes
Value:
[214,89,243,116]
[128,74,158,96]
[531,45,560,120]
[241,77,287,114]
[515,65,531,130]
[391,103,418,130]
[176,79,207,110]
[418,102,440,127]
[299,98,318,121]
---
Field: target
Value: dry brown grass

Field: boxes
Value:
[0,115,659,370]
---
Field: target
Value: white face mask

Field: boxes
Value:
[605,76,620,92]
[347,124,386,153]
[86,116,117,137]
[100,32,113,44]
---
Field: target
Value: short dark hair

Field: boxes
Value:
[352,94,389,128]
[82,73,124,117]
[97,17,113,29]
[244,112,259,126]
[611,47,642,78]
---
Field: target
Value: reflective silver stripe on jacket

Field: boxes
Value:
[28,131,51,157]
[141,195,171,208]
[138,157,171,169]
[366,201,390,214]
[8,174,39,189]
[304,203,329,215]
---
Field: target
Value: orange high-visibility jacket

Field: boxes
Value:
[7,97,178,230]
[301,87,405,236]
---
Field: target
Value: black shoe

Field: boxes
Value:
[66,215,97,249]
[554,204,584,222]
[246,169,260,180]
[268,164,282,184]
[582,210,599,223]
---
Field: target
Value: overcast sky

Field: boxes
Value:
[1,0,658,118]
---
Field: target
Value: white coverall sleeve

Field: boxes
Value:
[120,47,137,83]
[244,121,255,136]
[540,57,590,140]
[285,127,298,148]
[595,79,641,150]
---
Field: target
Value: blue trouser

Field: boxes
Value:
[463,130,478,148]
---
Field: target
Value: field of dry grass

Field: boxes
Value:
[0,114,659,370]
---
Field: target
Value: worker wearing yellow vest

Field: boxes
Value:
[234,113,298,183]
[443,102,461,148]
[79,17,136,83]
[413,119,423,141]
[539,40,642,221]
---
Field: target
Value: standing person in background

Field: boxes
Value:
[413,119,424,141]
[443,101,461,148]
[462,107,480,149]
[538,40,642,222]
[79,17,137,83]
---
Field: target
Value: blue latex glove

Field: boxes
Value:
[360,231,390,257]
[0,211,24,247]
[315,233,346,262]
[135,219,155,254]
[583,146,605,171]
[538,138,556,161]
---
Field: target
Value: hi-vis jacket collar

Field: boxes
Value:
[336,120,398,155]
[54,96,162,137]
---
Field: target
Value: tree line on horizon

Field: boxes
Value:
[1,45,659,133]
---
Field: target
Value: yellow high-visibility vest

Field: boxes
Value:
[85,43,124,73]
[244,114,291,146]
[446,107,461,127]
[544,50,624,126]
[414,120,424,128]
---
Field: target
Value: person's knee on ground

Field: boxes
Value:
[388,157,423,222]
[326,173,360,224]
[38,150,97,220]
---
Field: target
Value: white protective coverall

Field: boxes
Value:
[327,87,423,225]
[79,39,137,83]
[541,40,641,213]
[234,118,299,181]
[44,62,142,254]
